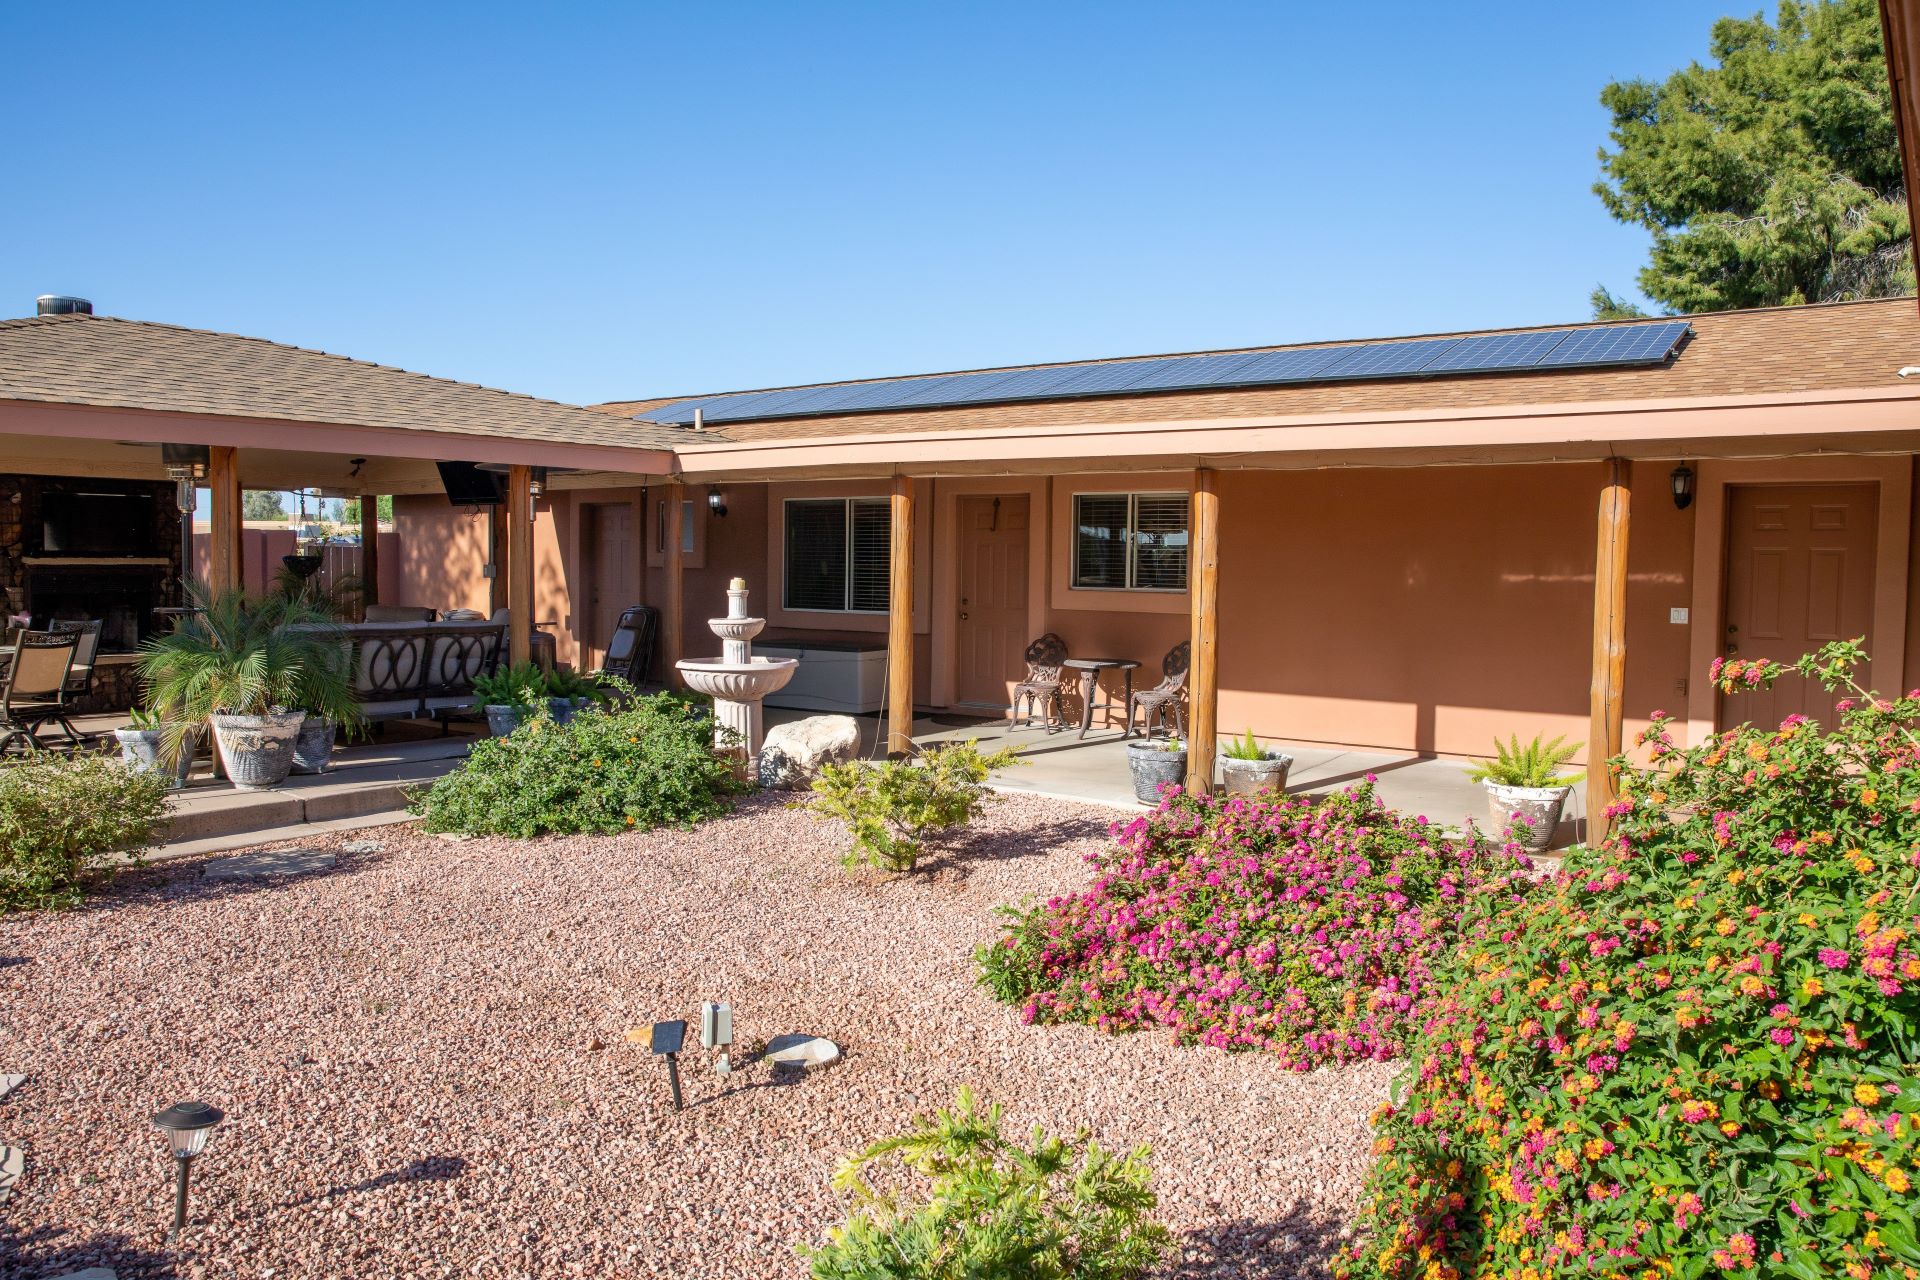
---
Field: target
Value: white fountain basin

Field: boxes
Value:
[707,616,767,644]
[675,656,799,702]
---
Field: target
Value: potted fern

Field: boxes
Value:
[138,584,360,791]
[1466,733,1583,854]
[1218,729,1293,796]
[473,662,547,737]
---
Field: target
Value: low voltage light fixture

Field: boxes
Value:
[151,1100,224,1235]
[1670,463,1696,511]
[528,466,549,500]
[700,1000,734,1074]
[707,486,728,518]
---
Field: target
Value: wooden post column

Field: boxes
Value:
[663,483,685,688]
[359,495,381,613]
[207,445,241,596]
[506,465,534,668]
[1588,458,1631,842]
[887,474,916,757]
[1184,469,1221,795]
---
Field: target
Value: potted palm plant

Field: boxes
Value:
[1218,729,1293,796]
[113,707,195,789]
[139,584,360,791]
[1466,733,1584,855]
[1126,736,1188,805]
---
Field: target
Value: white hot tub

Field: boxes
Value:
[756,637,887,714]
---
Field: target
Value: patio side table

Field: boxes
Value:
[1061,658,1141,740]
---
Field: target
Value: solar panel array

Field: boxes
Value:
[640,319,1691,427]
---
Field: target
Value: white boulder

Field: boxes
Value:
[757,715,861,789]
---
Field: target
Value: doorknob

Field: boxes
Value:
[959,611,969,620]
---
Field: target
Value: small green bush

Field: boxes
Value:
[412,692,743,837]
[801,740,1020,872]
[803,1085,1171,1279]
[0,754,171,911]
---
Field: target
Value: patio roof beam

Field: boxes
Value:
[663,482,685,687]
[506,465,534,667]
[1588,458,1631,842]
[208,444,241,596]
[888,475,916,757]
[1184,468,1221,795]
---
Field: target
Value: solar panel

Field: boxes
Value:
[633,320,1692,425]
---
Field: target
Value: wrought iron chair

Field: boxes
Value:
[49,618,102,744]
[0,630,79,756]
[1127,641,1190,740]
[592,606,660,686]
[1009,632,1070,732]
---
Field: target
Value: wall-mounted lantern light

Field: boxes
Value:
[528,467,549,501]
[1670,463,1696,511]
[707,487,728,518]
[151,1100,224,1235]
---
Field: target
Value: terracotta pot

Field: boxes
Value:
[210,711,306,791]
[291,716,337,775]
[1219,752,1293,797]
[1127,740,1188,805]
[1484,781,1572,854]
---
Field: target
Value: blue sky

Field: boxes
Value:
[3,1,1739,406]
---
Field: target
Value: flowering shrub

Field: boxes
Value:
[1341,641,1920,1279]
[0,754,171,911]
[412,692,744,837]
[977,782,1531,1069]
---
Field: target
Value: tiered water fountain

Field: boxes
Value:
[674,579,798,771]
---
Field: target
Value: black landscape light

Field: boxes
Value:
[650,1020,688,1111]
[152,1100,224,1235]
[1670,463,1696,511]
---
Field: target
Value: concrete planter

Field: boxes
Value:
[114,727,193,789]
[484,705,527,737]
[546,696,592,727]
[1127,741,1188,805]
[291,716,337,775]
[1219,752,1294,797]
[1484,781,1573,854]
[210,711,306,791]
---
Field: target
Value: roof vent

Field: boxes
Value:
[35,295,92,316]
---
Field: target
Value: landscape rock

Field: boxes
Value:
[202,847,337,881]
[0,1074,22,1102]
[756,715,861,789]
[0,1144,19,1205]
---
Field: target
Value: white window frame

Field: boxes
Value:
[782,496,891,614]
[1070,491,1189,593]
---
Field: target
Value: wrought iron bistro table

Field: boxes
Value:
[1061,657,1141,740]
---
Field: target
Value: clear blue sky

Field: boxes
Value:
[3,1,1741,406]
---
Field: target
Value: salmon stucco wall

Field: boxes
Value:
[391,493,568,657]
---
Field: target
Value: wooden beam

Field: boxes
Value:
[359,495,381,613]
[662,483,685,687]
[888,474,916,756]
[1184,469,1220,795]
[207,444,241,596]
[1588,458,1631,842]
[506,464,533,668]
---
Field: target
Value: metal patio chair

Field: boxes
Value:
[1127,641,1190,740]
[49,618,102,744]
[0,630,79,756]
[1009,632,1070,732]
[592,605,660,686]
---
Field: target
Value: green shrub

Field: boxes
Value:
[411,692,743,837]
[1340,641,1920,1279]
[1463,732,1584,788]
[0,755,171,910]
[803,1085,1171,1279]
[801,740,1020,873]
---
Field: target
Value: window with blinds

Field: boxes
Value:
[1071,492,1189,591]
[783,497,891,612]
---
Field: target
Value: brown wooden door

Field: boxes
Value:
[580,502,634,671]
[955,495,1029,708]
[1722,483,1877,728]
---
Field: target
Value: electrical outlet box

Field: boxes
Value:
[1669,607,1689,624]
[700,1001,732,1050]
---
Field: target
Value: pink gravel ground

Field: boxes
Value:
[0,793,1390,1279]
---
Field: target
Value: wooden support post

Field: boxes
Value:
[207,445,241,596]
[663,483,685,687]
[506,465,534,668]
[1588,458,1631,842]
[359,495,381,613]
[887,474,916,757]
[1184,469,1220,795]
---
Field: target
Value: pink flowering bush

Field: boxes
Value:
[1340,641,1920,1280]
[976,781,1532,1070]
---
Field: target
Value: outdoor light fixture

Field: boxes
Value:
[700,1001,734,1074]
[528,466,549,500]
[707,486,727,518]
[649,1019,688,1111]
[1670,463,1696,511]
[160,443,210,515]
[151,1100,224,1235]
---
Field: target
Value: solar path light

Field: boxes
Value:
[649,1020,687,1111]
[151,1101,224,1235]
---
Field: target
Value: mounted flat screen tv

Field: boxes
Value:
[39,488,155,556]
[436,461,505,507]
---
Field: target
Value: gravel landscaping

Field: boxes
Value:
[0,793,1391,1280]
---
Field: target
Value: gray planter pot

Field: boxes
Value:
[1484,781,1573,854]
[1219,752,1294,797]
[113,727,193,789]
[546,696,592,727]
[210,711,306,791]
[291,716,337,775]
[484,705,527,737]
[1127,741,1188,805]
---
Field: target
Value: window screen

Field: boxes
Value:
[1072,492,1188,591]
